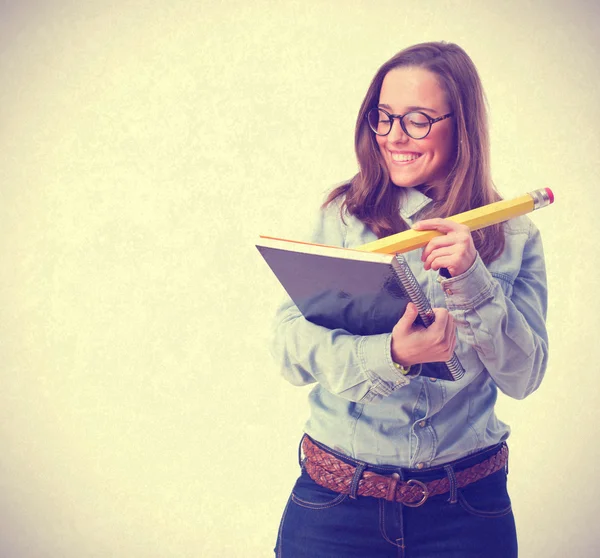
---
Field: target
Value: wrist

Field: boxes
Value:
[390,336,413,368]
[392,360,413,376]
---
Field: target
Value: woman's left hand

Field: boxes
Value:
[412,218,477,277]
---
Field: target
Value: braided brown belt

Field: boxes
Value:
[302,436,508,507]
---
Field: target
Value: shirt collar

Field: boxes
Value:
[398,187,435,223]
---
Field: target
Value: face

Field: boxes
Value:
[375,66,456,194]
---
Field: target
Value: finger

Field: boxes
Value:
[444,312,455,341]
[432,308,449,330]
[427,254,458,272]
[429,309,451,352]
[397,302,419,331]
[421,231,476,262]
[444,313,457,355]
[424,249,456,271]
[421,235,458,262]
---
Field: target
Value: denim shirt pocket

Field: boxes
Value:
[486,218,532,298]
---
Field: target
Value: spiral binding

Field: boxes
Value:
[393,255,465,381]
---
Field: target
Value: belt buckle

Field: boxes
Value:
[403,479,429,507]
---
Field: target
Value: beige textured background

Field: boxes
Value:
[1,0,599,556]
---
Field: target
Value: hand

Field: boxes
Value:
[391,303,457,367]
[412,218,477,277]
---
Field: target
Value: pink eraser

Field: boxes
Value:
[545,187,554,204]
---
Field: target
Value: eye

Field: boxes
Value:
[406,112,430,128]
[367,109,393,134]
[377,110,391,123]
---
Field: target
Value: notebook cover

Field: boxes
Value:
[257,242,458,381]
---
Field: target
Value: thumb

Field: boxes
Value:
[398,302,419,329]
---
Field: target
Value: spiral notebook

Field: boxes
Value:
[257,235,464,381]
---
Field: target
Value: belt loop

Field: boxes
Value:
[385,472,401,502]
[444,464,458,504]
[349,462,367,499]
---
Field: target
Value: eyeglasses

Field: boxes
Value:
[366,107,454,140]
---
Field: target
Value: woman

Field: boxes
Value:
[271,42,548,558]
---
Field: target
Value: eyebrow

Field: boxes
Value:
[378,103,439,114]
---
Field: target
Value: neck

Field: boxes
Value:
[417,183,442,201]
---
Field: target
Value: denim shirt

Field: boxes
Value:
[270,187,549,468]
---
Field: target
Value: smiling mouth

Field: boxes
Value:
[390,152,421,163]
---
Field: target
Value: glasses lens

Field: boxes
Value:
[403,112,431,139]
[367,109,391,135]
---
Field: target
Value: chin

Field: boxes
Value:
[388,174,425,188]
[388,168,447,191]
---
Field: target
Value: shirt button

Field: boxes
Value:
[416,462,425,470]
[429,377,437,382]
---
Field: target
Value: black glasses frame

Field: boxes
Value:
[366,107,454,139]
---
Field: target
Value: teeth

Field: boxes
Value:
[391,153,420,162]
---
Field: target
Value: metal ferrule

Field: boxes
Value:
[528,188,552,210]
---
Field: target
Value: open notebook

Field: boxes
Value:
[257,236,464,381]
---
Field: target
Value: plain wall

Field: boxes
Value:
[1,0,599,556]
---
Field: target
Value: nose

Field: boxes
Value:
[387,117,410,143]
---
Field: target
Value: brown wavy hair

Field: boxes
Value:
[324,41,505,265]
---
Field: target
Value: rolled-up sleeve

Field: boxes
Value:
[441,221,549,399]
[269,200,414,403]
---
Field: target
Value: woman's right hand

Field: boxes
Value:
[390,303,457,367]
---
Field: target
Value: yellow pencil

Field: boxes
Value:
[357,188,554,255]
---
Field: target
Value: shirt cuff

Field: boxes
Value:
[357,334,419,398]
[439,253,496,310]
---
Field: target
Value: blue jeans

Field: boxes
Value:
[275,437,517,557]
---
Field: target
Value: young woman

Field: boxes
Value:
[271,42,548,558]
